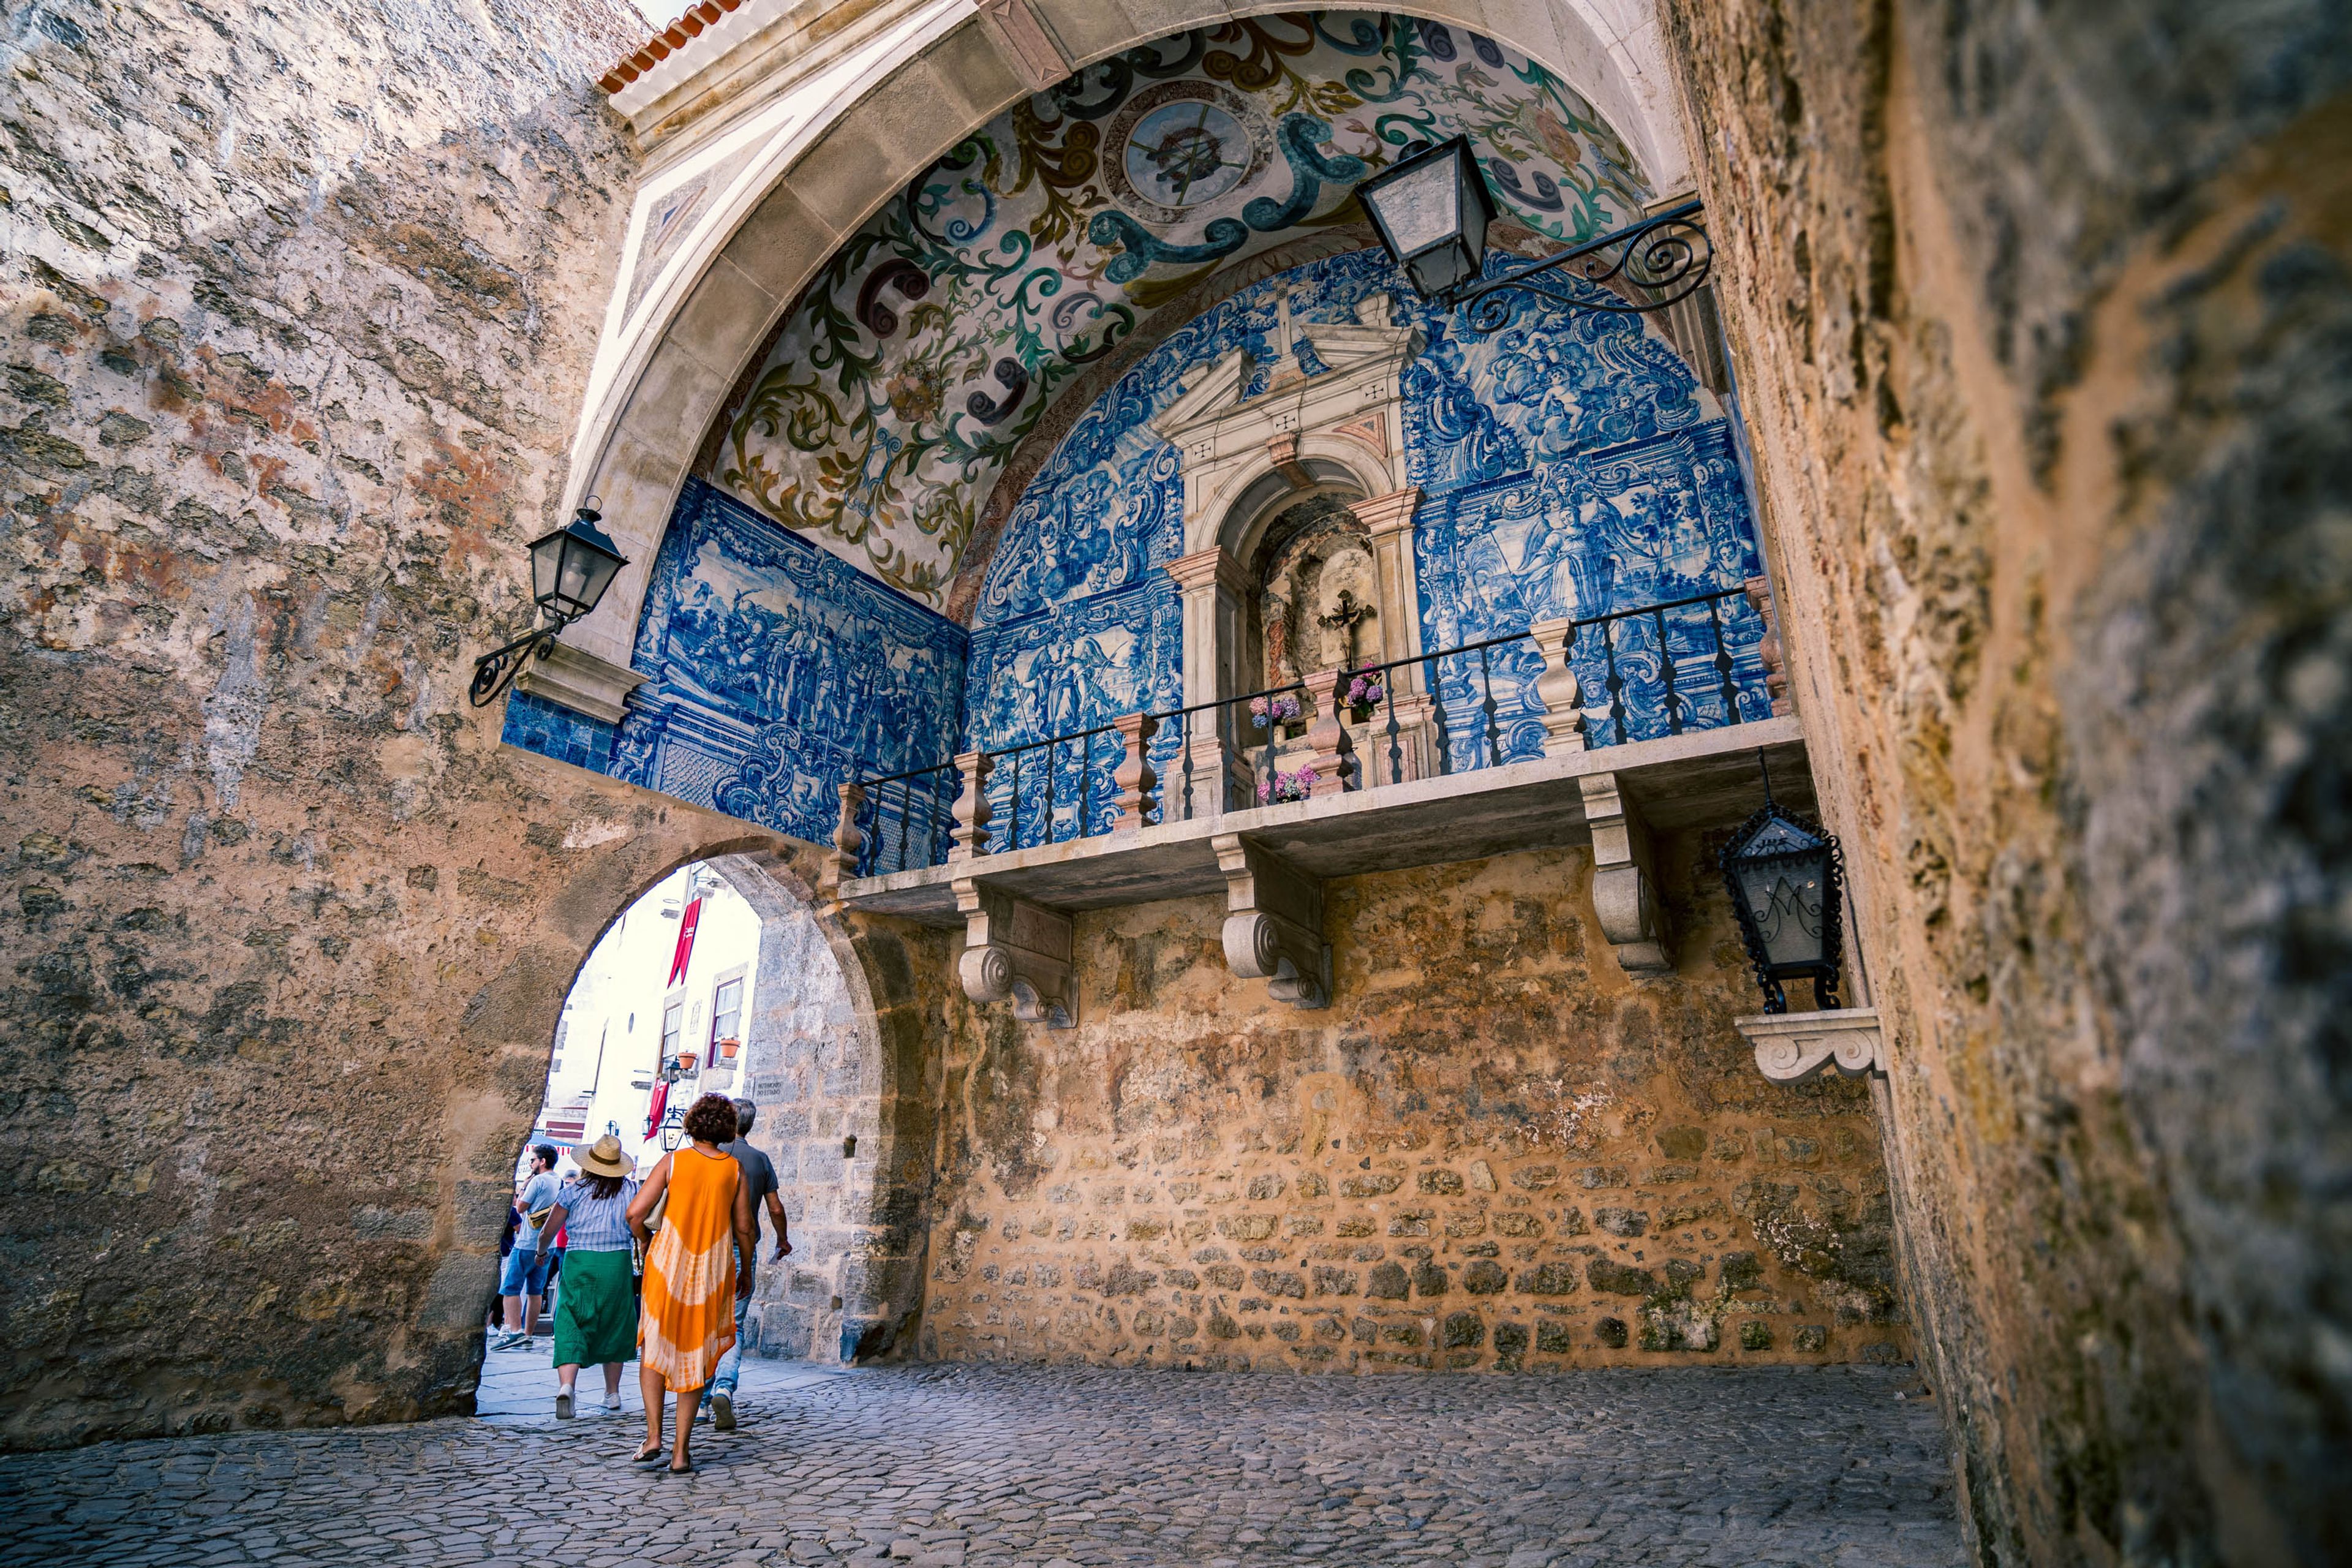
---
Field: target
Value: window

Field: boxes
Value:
[710,974,744,1048]
[660,1000,683,1067]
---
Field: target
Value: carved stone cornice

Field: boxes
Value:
[1164,546,1249,598]
[1735,1008,1885,1082]
[1350,486,1421,540]
[954,878,1073,1028]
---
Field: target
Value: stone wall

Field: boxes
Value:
[0,0,673,1445]
[916,839,1910,1372]
[1665,0,2352,1561]
[717,856,957,1365]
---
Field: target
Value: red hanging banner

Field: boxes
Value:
[643,1078,669,1140]
[666,896,702,986]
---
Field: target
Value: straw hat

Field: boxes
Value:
[573,1134,630,1178]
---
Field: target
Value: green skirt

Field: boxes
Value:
[552,1248,637,1367]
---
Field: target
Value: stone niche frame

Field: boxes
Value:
[1150,292,1431,814]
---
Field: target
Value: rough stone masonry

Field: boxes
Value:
[1665,0,2352,1563]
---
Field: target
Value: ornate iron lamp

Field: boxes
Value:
[1719,753,1844,1014]
[1355,136,1711,333]
[468,502,628,706]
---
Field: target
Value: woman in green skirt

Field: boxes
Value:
[532,1134,641,1419]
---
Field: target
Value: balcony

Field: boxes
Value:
[826,582,1805,1021]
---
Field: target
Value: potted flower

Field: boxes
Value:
[1257,766,1317,805]
[1249,692,1305,734]
[717,1036,741,1061]
[1343,666,1385,723]
[673,1050,698,1074]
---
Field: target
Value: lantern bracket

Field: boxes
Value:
[468,618,573,708]
[1447,198,1710,335]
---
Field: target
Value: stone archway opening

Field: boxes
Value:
[473,843,941,1422]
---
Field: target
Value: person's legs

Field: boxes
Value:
[521,1254,549,1336]
[636,1363,666,1457]
[601,1362,624,1403]
[709,1292,751,1429]
[494,1248,531,1346]
[671,1384,702,1469]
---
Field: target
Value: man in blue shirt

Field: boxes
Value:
[707,1098,790,1429]
[492,1144,560,1351]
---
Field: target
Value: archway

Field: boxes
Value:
[540,2,1693,696]
[473,832,949,1422]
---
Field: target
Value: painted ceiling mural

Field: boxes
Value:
[710,11,1652,607]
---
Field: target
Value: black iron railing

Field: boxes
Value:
[850,584,1770,876]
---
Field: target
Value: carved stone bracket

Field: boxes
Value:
[1298,668,1355,797]
[1578,771,1673,973]
[1213,832,1329,1009]
[1736,1008,1885,1082]
[954,878,1073,1028]
[1526,616,1586,758]
[1112,711,1159,831]
[948,749,992,861]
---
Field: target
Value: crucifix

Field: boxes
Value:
[1317,589,1374,668]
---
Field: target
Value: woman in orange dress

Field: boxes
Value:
[626,1092,755,1473]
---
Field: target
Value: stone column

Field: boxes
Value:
[1353,486,1427,775]
[1164,546,1251,815]
[948,750,992,862]
[1299,668,1354,799]
[1526,617,1586,758]
[820,780,864,896]
[1110,711,1159,832]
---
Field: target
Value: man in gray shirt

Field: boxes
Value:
[708,1098,790,1429]
[494,1144,561,1350]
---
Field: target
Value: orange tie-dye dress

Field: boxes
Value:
[638,1144,741,1391]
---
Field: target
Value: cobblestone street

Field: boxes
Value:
[1,1363,1962,1566]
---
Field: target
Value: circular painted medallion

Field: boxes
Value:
[1104,81,1273,227]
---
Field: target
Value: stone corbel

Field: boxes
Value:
[954,878,1074,1028]
[1578,772,1673,973]
[1736,1008,1885,1082]
[1213,832,1329,1009]
[513,641,647,725]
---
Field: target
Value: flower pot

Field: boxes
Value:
[717,1036,741,1061]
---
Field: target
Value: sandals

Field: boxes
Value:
[667,1459,695,1476]
[631,1441,666,1464]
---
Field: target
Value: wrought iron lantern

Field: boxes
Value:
[1719,755,1844,1014]
[1354,134,1497,301]
[468,502,628,706]
[1356,137,1711,333]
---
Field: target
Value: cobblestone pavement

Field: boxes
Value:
[0,1364,1963,1566]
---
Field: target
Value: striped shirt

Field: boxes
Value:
[548,1177,638,1253]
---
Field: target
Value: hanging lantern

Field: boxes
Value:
[1354,134,1497,303]
[527,504,628,625]
[1719,756,1844,1014]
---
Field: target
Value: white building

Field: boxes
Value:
[522,863,763,1182]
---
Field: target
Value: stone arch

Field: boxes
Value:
[554,1,1688,683]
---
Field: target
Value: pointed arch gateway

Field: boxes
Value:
[537,2,1692,722]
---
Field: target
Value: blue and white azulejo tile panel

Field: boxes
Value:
[604,479,967,845]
